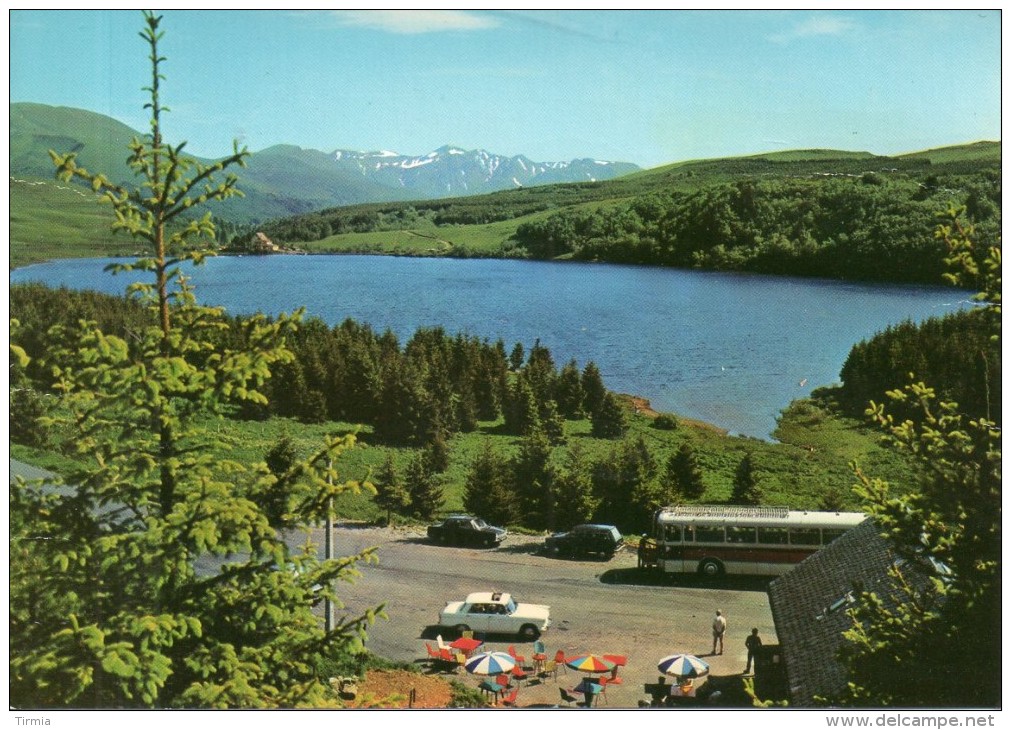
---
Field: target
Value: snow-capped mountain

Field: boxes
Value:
[329,144,640,197]
[10,103,641,223]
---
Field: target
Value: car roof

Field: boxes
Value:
[464,591,512,604]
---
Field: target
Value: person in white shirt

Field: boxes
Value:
[712,610,726,655]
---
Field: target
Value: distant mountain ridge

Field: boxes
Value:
[324,144,639,197]
[9,102,640,224]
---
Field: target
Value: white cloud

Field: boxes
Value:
[329,10,498,34]
[768,15,856,44]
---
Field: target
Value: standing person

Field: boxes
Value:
[712,610,726,655]
[744,628,762,673]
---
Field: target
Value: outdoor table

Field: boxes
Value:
[572,678,605,707]
[478,678,507,703]
[450,637,484,657]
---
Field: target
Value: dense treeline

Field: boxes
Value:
[838,307,1001,423]
[513,173,1001,283]
[10,283,624,450]
[10,282,642,531]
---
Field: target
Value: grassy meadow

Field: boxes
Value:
[11,390,915,532]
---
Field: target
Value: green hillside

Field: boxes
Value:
[9,176,136,266]
[246,140,1000,284]
[9,103,414,228]
[9,98,1000,280]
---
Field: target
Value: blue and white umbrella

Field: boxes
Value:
[465,651,517,676]
[657,653,710,678]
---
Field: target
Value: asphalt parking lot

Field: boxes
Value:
[322,523,778,708]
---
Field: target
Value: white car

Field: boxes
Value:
[438,591,551,641]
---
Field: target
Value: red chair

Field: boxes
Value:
[510,664,529,685]
[554,649,568,674]
[603,654,627,684]
[597,676,610,704]
[425,643,440,659]
[501,687,520,707]
[493,672,510,701]
[508,645,526,667]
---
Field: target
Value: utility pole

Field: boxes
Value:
[325,458,334,633]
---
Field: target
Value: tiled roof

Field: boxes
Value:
[767,519,903,707]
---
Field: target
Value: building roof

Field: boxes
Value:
[767,518,916,707]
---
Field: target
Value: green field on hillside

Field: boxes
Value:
[11,391,917,530]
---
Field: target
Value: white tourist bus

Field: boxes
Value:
[650,504,866,577]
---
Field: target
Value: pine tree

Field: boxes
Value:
[661,443,706,503]
[731,453,763,505]
[509,342,525,371]
[581,361,607,416]
[539,398,568,446]
[591,391,628,439]
[373,454,410,525]
[405,452,444,520]
[555,359,586,419]
[553,444,598,529]
[511,428,555,530]
[463,444,516,527]
[10,13,382,708]
[503,374,540,436]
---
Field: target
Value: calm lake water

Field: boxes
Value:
[10,255,971,438]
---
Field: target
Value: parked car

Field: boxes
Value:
[427,515,507,547]
[438,591,550,640]
[544,523,624,558]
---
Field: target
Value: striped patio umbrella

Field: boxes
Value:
[565,654,616,673]
[464,651,517,676]
[657,653,709,678]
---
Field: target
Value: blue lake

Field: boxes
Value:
[10,255,971,438]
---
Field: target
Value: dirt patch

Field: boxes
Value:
[619,394,660,417]
[618,393,729,435]
[348,669,455,708]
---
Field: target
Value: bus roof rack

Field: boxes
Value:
[659,504,791,520]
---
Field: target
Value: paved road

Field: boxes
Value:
[317,523,778,707]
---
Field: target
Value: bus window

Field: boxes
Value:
[664,525,682,542]
[790,528,821,546]
[757,527,788,544]
[822,529,847,544]
[694,526,725,543]
[726,526,756,543]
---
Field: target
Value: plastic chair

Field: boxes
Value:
[559,687,578,706]
[501,687,520,707]
[508,645,526,667]
[455,652,468,672]
[533,640,547,661]
[539,659,558,682]
[461,630,474,640]
[597,676,609,704]
[554,649,568,674]
[425,642,440,660]
[511,664,529,685]
[603,654,627,684]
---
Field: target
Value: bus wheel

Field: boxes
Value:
[698,558,724,577]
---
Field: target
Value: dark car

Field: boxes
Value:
[427,515,507,548]
[544,524,623,558]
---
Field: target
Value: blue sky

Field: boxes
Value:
[8,9,1002,168]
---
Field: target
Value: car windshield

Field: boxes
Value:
[473,519,487,528]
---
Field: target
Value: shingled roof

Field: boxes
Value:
[767,518,906,707]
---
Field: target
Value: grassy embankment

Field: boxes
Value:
[11,390,915,530]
